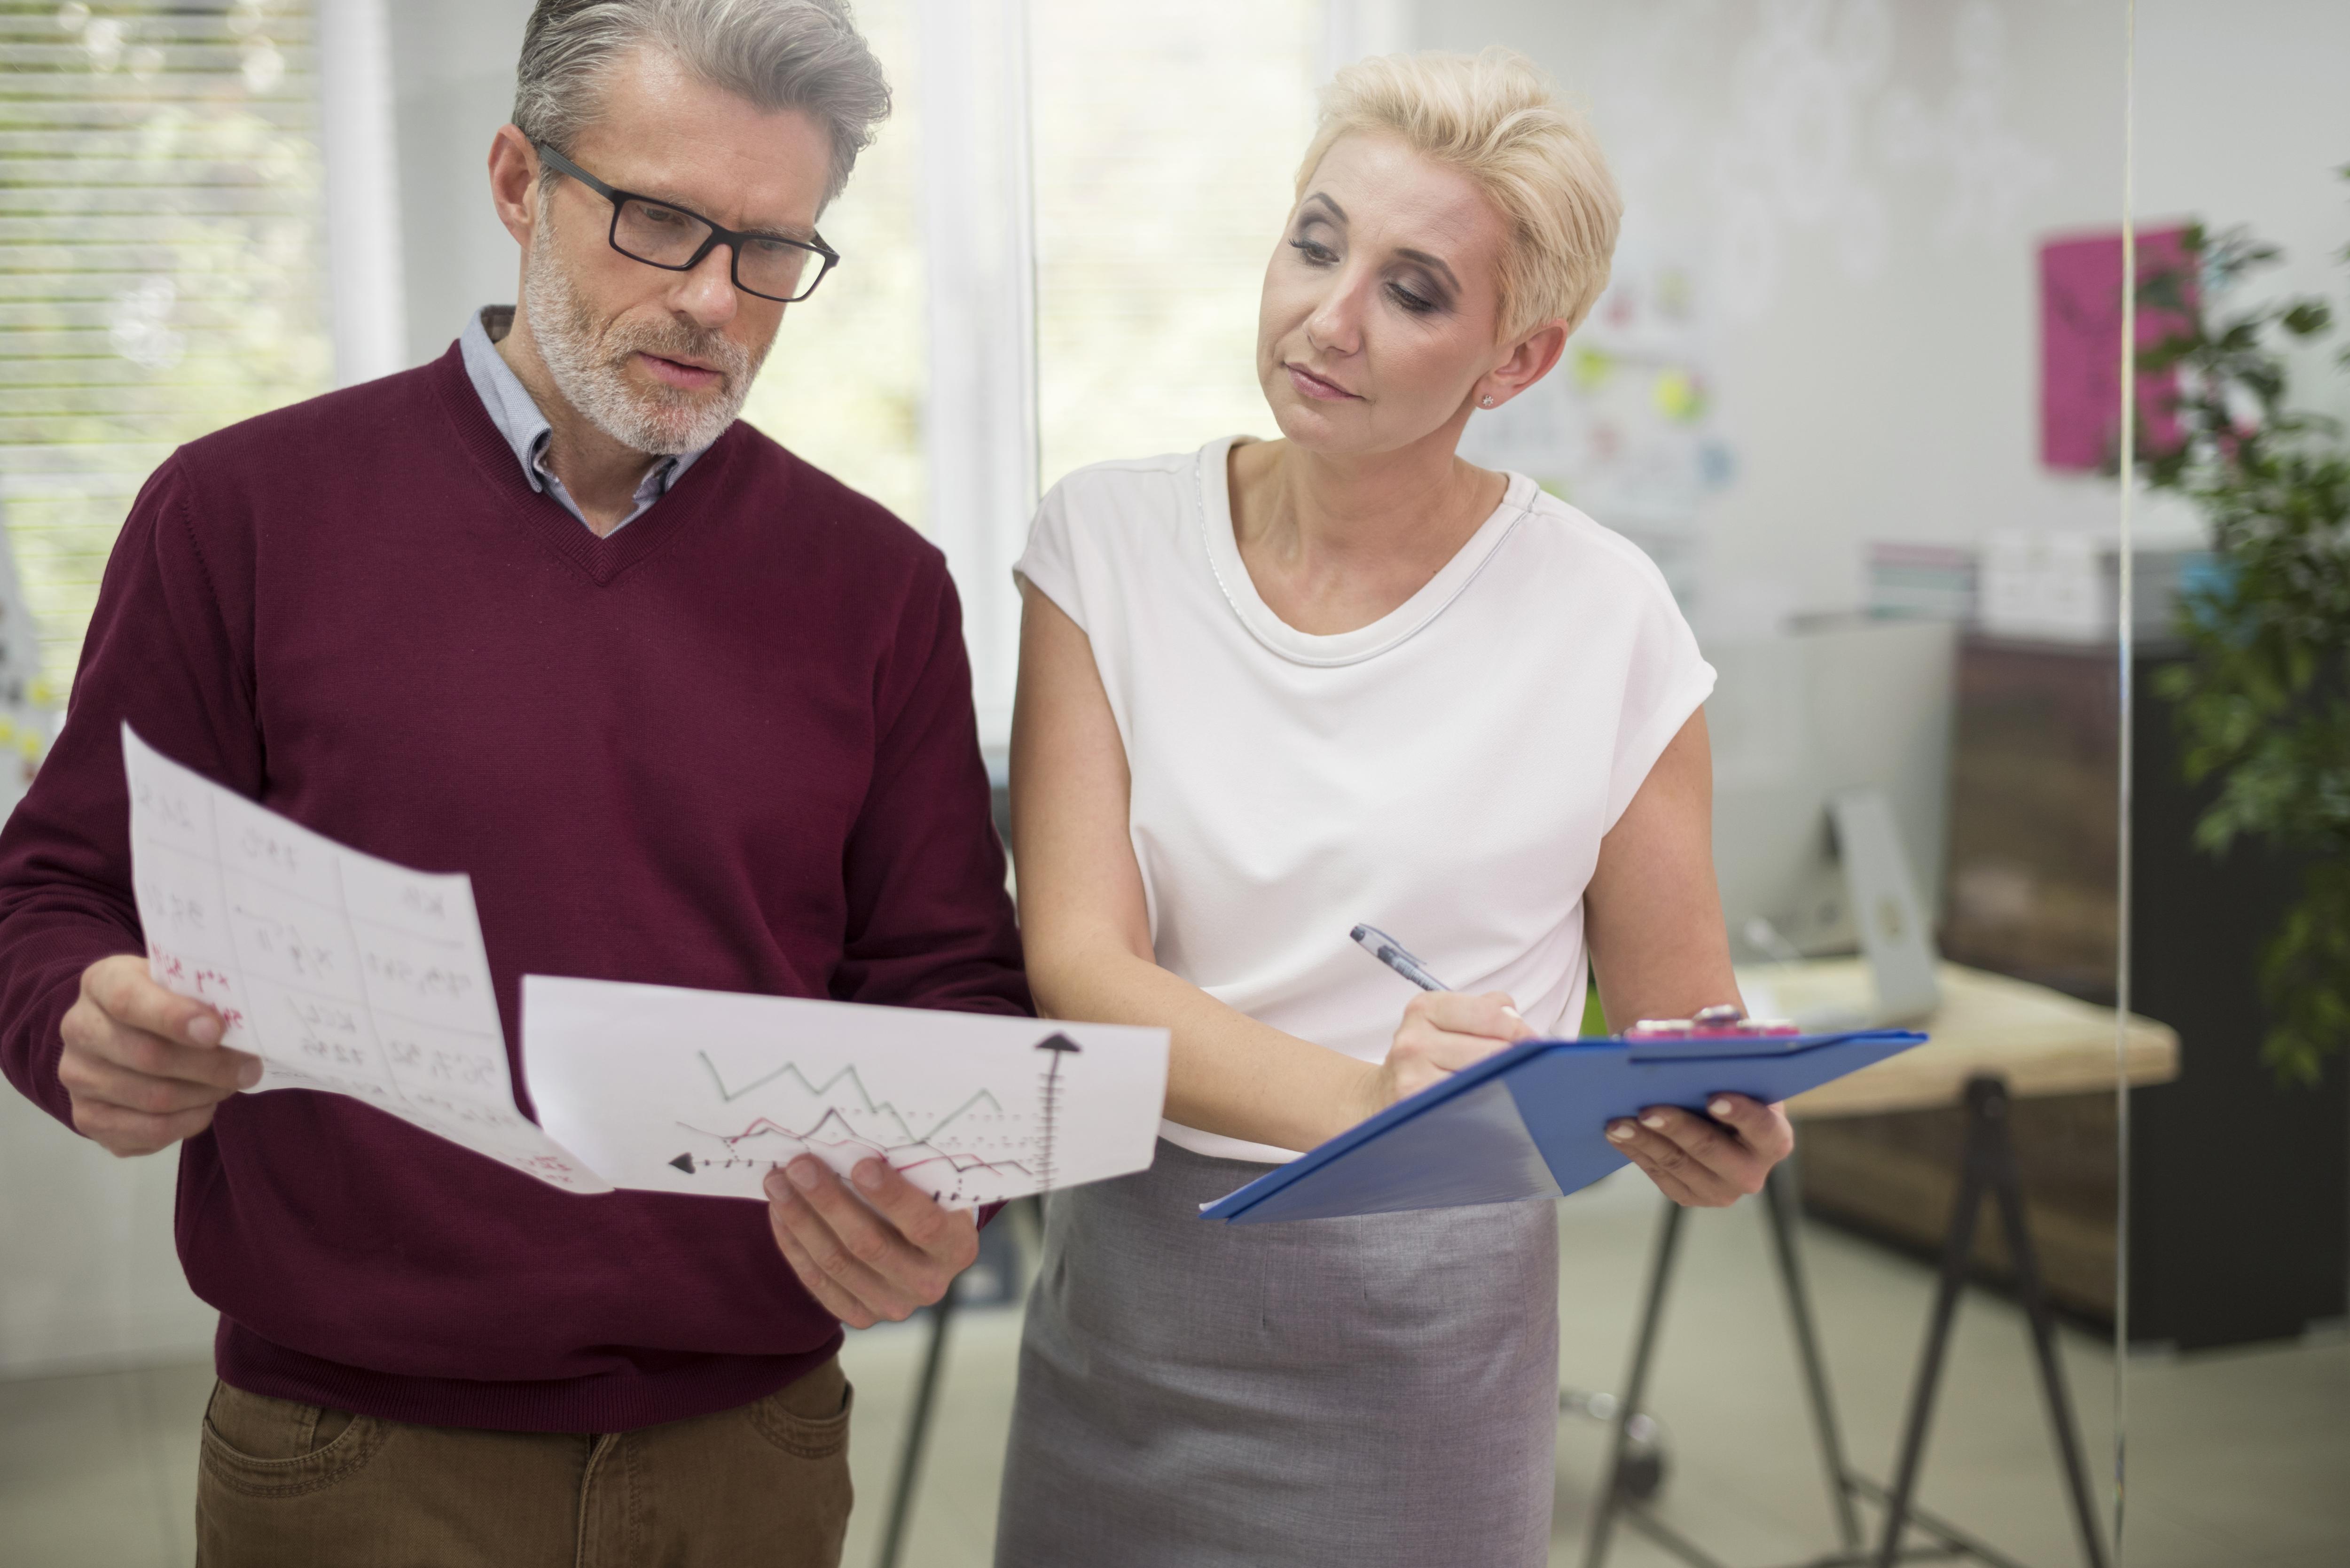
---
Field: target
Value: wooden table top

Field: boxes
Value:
[1740,960,2182,1120]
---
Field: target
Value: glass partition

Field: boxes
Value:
[2115,2,2350,1561]
[1422,3,2141,1565]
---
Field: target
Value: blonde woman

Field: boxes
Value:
[996,50,1794,1566]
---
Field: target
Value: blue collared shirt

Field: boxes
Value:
[458,305,712,534]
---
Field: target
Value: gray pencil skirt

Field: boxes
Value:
[993,1140,1561,1568]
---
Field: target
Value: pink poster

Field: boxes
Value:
[2039,225,2196,471]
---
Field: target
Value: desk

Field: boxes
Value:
[1786,964,2176,1323]
[1585,962,2178,1568]
[1768,961,2178,1118]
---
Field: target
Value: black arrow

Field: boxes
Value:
[669,1153,695,1174]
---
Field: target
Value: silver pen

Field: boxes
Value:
[1350,923,1451,992]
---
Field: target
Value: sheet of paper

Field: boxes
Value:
[122,724,609,1193]
[521,975,1171,1207]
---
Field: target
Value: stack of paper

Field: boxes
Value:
[123,726,1169,1206]
[125,725,609,1193]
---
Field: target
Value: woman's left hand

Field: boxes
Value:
[1606,1093,1794,1208]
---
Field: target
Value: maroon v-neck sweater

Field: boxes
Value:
[0,345,1029,1432]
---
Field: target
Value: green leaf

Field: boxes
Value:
[2282,300,2334,337]
[2147,208,2350,1092]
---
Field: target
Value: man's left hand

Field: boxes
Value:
[764,1155,979,1327]
[1606,1093,1794,1208]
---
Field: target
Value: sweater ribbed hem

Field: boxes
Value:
[215,1317,842,1434]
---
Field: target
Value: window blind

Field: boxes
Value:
[0,0,328,699]
[1031,0,1321,486]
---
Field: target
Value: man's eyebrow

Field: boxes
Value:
[633,185,816,243]
[1394,246,1460,292]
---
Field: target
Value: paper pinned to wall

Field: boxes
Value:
[2039,226,2196,471]
[122,724,610,1194]
[521,975,1171,1208]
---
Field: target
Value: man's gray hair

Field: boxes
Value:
[513,0,890,204]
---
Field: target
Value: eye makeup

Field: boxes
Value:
[1285,193,1458,315]
[1387,273,1448,315]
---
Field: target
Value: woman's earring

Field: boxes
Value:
[1480,395,1494,407]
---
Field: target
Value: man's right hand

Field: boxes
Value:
[59,954,260,1157]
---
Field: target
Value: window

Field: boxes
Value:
[1031,0,1323,485]
[864,0,1330,743]
[735,0,923,531]
[0,0,329,701]
[0,0,1338,739]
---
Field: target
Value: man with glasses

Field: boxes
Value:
[0,3,1022,1563]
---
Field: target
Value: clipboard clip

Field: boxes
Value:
[1625,1032,1817,1061]
[1623,1005,1807,1061]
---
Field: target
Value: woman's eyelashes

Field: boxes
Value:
[1288,236,1448,317]
[1387,280,1440,314]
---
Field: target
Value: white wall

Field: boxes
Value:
[917,0,1038,746]
[1421,0,2137,625]
[0,1097,213,1374]
[388,0,538,367]
[317,0,408,385]
[1421,0,2350,624]
[2137,0,2350,432]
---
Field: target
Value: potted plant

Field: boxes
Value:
[2131,179,2350,1085]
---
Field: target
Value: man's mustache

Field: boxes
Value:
[594,318,752,385]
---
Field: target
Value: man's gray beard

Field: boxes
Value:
[522,219,767,457]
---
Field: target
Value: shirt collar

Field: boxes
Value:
[457,305,712,530]
[459,305,564,493]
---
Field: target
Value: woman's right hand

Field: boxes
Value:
[1359,991,1536,1120]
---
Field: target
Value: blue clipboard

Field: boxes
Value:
[1198,1028,1927,1224]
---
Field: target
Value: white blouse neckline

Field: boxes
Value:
[1192,434,1539,669]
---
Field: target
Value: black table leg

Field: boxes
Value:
[1983,1094,2109,1568]
[1875,1081,1998,1566]
[1875,1075,2108,1568]
[876,1278,958,1568]
[1764,1163,1864,1555]
[1584,1077,2109,1568]
[1583,1199,1688,1568]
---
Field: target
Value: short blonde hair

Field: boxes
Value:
[1296,47,1621,341]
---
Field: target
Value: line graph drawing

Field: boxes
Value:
[671,1114,1038,1207]
[703,1055,892,1110]
[665,1036,1085,1204]
[520,976,1170,1207]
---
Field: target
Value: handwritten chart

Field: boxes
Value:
[521,976,1170,1207]
[123,725,609,1193]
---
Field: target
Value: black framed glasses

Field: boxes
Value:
[533,141,840,304]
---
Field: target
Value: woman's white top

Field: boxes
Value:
[1014,436,1717,1164]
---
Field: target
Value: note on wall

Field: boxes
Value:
[522,975,1171,1208]
[2039,225,2196,471]
[122,724,609,1194]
